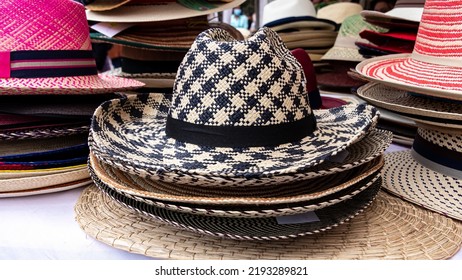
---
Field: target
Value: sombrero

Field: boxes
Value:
[74,186,462,259]
[383,125,462,221]
[85,0,246,22]
[356,0,462,101]
[0,0,143,95]
[357,82,462,126]
[89,28,380,186]
[262,0,337,31]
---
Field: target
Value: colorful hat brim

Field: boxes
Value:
[90,93,379,183]
[0,74,144,95]
[356,53,462,101]
[0,178,91,198]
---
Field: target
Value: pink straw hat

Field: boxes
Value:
[356,0,462,101]
[0,0,144,95]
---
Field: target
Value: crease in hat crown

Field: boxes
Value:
[165,27,316,147]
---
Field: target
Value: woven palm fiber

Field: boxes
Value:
[75,187,462,259]
[89,152,383,204]
[0,178,92,198]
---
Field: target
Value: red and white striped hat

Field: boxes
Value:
[356,0,462,101]
[0,0,143,95]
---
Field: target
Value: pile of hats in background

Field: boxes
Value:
[0,0,143,197]
[75,26,462,260]
[356,0,462,222]
[81,0,245,94]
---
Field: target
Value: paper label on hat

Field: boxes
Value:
[91,22,135,38]
[327,150,349,163]
[178,0,217,11]
[276,212,320,225]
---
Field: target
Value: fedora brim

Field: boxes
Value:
[85,0,246,23]
[0,74,144,95]
[90,93,379,185]
[360,7,423,23]
[356,54,462,101]
[264,16,337,31]
[321,46,364,62]
[104,68,176,89]
[75,185,462,259]
[0,123,89,141]
[383,151,462,221]
[357,82,462,122]
[89,150,383,205]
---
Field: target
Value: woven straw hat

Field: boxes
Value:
[89,27,380,186]
[91,126,391,189]
[1,178,91,198]
[317,2,363,24]
[262,0,337,31]
[90,157,383,218]
[357,0,462,101]
[383,124,462,221]
[0,165,89,194]
[321,15,387,62]
[75,186,462,259]
[361,0,424,25]
[89,149,384,205]
[85,175,382,240]
[0,0,143,95]
[85,0,245,22]
[357,82,462,125]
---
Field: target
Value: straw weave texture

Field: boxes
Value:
[75,186,462,259]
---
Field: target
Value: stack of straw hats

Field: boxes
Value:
[357,0,424,57]
[82,0,245,94]
[356,0,462,222]
[261,0,338,66]
[75,27,462,259]
[0,0,143,197]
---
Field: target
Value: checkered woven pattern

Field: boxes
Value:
[89,93,380,185]
[170,27,311,126]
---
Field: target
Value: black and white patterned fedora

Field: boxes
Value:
[90,28,379,185]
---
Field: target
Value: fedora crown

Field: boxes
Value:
[166,27,316,147]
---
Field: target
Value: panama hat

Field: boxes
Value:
[321,15,387,62]
[357,0,462,101]
[357,82,462,126]
[75,185,462,259]
[90,19,243,51]
[0,0,143,95]
[383,124,462,221]
[89,27,380,186]
[85,0,245,22]
[361,0,424,26]
[262,0,337,31]
[317,2,363,24]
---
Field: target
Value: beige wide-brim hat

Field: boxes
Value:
[317,2,363,24]
[75,186,462,259]
[85,0,246,22]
